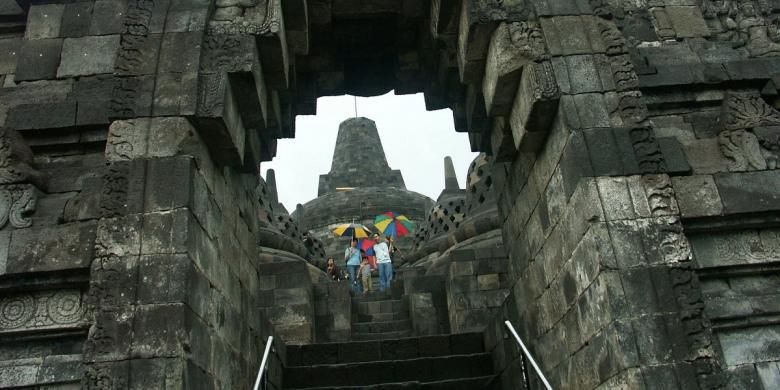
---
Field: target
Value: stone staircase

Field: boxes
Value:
[351,286,413,341]
[283,332,495,389]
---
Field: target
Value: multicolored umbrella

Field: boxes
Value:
[374,212,415,238]
[359,239,375,256]
[332,223,372,238]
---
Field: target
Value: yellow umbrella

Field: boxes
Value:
[332,223,372,238]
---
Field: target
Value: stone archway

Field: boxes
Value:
[2,0,780,388]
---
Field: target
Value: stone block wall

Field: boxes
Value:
[255,259,317,345]
[402,273,451,335]
[81,149,276,389]
[445,247,510,334]
[312,272,352,342]
[487,90,716,389]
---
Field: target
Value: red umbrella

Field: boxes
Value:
[358,239,377,269]
[358,239,375,256]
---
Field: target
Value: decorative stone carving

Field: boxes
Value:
[598,20,629,55]
[702,0,780,57]
[100,162,130,217]
[201,34,256,72]
[0,184,38,229]
[208,0,282,36]
[642,174,680,217]
[0,127,47,189]
[721,91,780,130]
[718,91,780,171]
[508,21,547,60]
[122,0,156,36]
[0,289,88,332]
[719,129,767,170]
[608,54,639,92]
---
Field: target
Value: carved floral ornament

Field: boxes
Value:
[718,91,780,171]
[0,290,87,331]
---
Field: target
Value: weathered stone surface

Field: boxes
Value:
[60,2,94,38]
[58,35,121,77]
[719,325,780,367]
[0,38,21,75]
[715,171,780,215]
[25,5,65,40]
[671,175,723,218]
[6,102,77,130]
[89,0,125,35]
[6,222,96,273]
[14,38,63,81]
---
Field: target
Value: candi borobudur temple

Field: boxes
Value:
[0,0,779,388]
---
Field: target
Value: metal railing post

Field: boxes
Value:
[252,336,274,390]
[504,321,553,390]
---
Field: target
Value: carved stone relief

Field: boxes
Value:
[718,91,780,171]
[0,127,47,190]
[702,0,780,57]
[208,0,282,36]
[507,21,547,61]
[0,184,38,229]
[0,289,88,332]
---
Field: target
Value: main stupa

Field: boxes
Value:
[291,117,434,265]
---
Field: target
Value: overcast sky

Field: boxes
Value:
[262,92,479,211]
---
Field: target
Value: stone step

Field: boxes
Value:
[352,319,412,334]
[354,299,408,316]
[351,329,413,341]
[351,281,405,301]
[355,310,409,323]
[286,333,486,366]
[283,353,494,389]
[285,375,495,390]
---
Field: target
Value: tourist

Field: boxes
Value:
[326,257,341,281]
[358,256,372,294]
[373,234,393,291]
[344,238,363,293]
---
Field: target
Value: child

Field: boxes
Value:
[358,257,372,294]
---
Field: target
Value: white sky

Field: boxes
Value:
[262,92,479,211]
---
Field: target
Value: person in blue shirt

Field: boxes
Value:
[344,238,363,293]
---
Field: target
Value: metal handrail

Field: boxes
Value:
[504,321,553,390]
[252,336,274,390]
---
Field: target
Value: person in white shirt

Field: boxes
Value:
[372,234,394,291]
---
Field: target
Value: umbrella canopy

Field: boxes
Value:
[359,239,376,256]
[374,212,415,238]
[332,223,372,238]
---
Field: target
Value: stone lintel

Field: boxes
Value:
[193,72,247,168]
[510,61,560,153]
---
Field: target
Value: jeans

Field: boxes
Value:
[378,262,393,291]
[348,265,363,293]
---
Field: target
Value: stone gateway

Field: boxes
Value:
[0,0,779,389]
